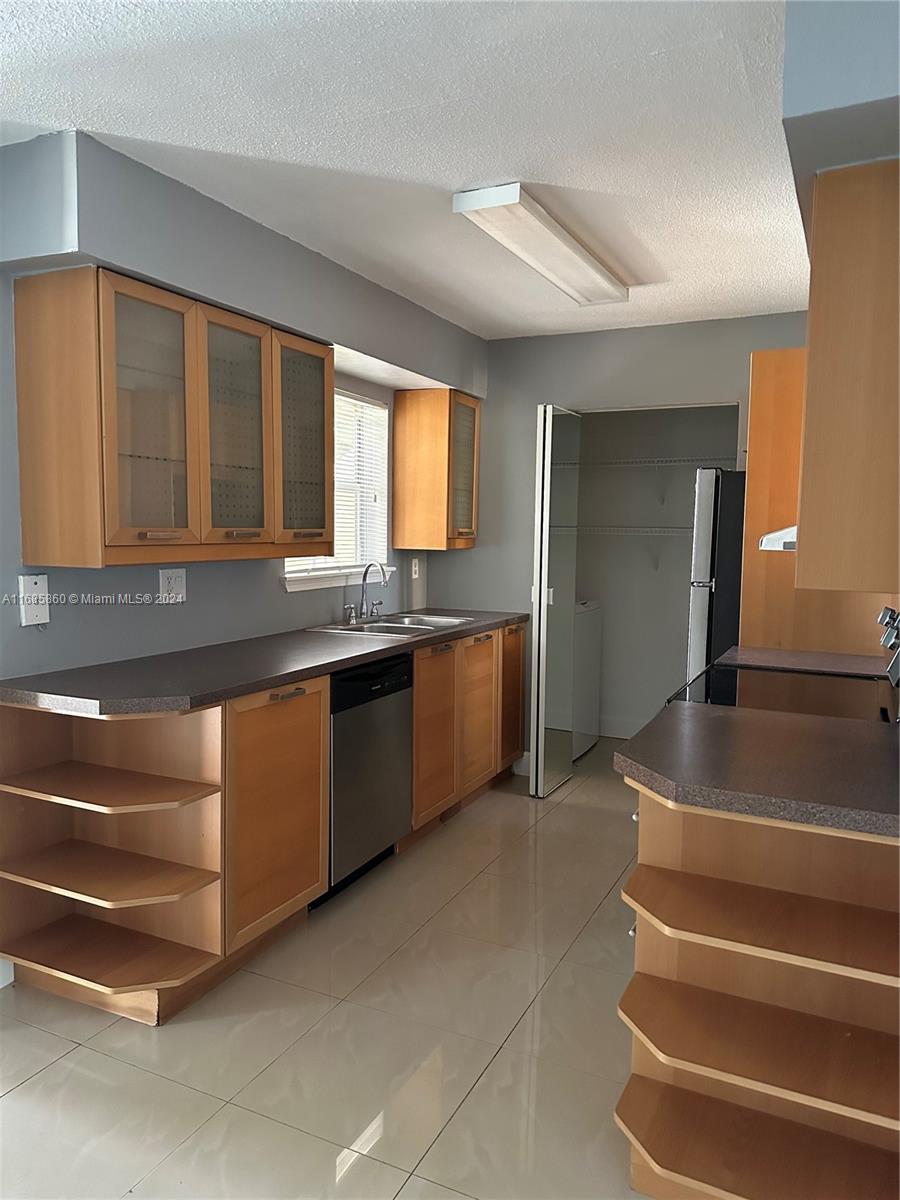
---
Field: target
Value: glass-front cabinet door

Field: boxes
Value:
[448,391,480,541]
[272,329,333,547]
[198,305,274,543]
[99,271,201,546]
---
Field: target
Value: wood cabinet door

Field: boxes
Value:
[272,329,334,549]
[198,305,274,544]
[498,624,525,769]
[413,642,458,828]
[98,270,202,547]
[448,392,480,544]
[225,675,329,952]
[457,631,498,796]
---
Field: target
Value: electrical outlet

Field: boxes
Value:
[18,574,49,627]
[159,568,186,604]
[411,557,419,580]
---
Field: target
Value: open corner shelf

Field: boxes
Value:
[0,914,220,993]
[619,973,899,1130]
[622,864,900,986]
[0,760,219,813]
[615,1075,899,1200]
[0,839,219,908]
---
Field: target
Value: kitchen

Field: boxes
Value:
[0,3,897,1200]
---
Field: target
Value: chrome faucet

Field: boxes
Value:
[360,561,388,619]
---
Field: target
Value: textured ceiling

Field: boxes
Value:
[1,1,808,339]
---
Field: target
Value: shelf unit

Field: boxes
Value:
[0,704,223,1019]
[554,456,735,469]
[616,1076,899,1200]
[619,973,899,1130]
[622,863,899,986]
[0,760,219,813]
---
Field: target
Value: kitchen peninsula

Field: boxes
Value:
[0,609,527,1025]
[611,665,899,1199]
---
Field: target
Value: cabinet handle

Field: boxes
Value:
[269,686,306,702]
[138,530,181,541]
[432,643,454,655]
[506,625,521,635]
[292,530,325,539]
[456,528,475,537]
[224,530,262,540]
[474,633,493,644]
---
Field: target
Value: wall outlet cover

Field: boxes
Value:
[411,557,419,580]
[159,567,187,603]
[18,574,49,626]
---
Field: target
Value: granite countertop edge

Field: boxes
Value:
[0,610,529,717]
[613,750,899,838]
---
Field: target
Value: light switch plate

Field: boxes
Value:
[18,574,49,626]
[159,568,186,603]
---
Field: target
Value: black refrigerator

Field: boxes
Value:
[686,467,745,703]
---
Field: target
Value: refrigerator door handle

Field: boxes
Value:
[690,580,716,591]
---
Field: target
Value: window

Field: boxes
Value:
[283,392,393,591]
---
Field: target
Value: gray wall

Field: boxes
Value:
[0,133,486,678]
[426,313,808,737]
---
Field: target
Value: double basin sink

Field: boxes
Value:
[311,614,474,640]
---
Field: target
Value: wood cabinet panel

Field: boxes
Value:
[412,642,458,828]
[457,631,499,794]
[272,328,333,549]
[498,623,525,769]
[796,160,899,593]
[393,388,480,550]
[225,676,329,951]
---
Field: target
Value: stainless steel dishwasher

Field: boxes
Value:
[330,654,413,887]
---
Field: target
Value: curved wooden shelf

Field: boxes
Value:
[622,865,899,986]
[619,973,899,1130]
[0,840,219,908]
[0,914,219,993]
[0,760,219,813]
[615,1075,899,1200]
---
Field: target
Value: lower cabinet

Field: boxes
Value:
[498,623,525,770]
[412,641,459,829]
[457,630,499,795]
[225,675,329,951]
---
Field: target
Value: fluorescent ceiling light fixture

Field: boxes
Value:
[759,524,797,551]
[452,182,629,306]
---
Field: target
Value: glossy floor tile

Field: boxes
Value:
[505,960,631,1083]
[0,1046,220,1199]
[0,1012,74,1097]
[0,982,119,1043]
[397,1176,473,1200]
[427,872,601,961]
[485,828,627,898]
[564,866,636,976]
[87,970,335,1100]
[349,926,553,1043]
[533,802,638,860]
[418,1048,632,1200]
[246,897,421,997]
[236,1001,496,1170]
[132,1103,406,1199]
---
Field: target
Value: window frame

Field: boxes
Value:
[282,389,395,593]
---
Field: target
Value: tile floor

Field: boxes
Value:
[0,738,638,1200]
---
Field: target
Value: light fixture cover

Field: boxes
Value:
[452,182,629,306]
[758,524,798,551]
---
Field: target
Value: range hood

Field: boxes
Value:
[759,524,797,552]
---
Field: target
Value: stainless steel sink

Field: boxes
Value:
[393,614,474,627]
[311,622,432,638]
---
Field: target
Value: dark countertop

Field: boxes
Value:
[0,609,528,717]
[717,646,887,679]
[614,701,899,838]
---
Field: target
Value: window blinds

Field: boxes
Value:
[285,394,388,576]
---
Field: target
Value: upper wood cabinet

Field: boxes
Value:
[796,160,899,594]
[392,388,481,550]
[224,675,329,953]
[198,306,274,545]
[272,328,334,548]
[13,267,334,567]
